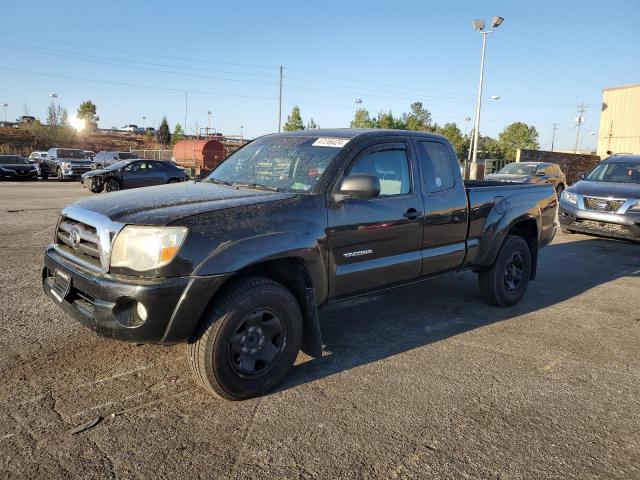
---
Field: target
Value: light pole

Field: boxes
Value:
[49,92,59,125]
[468,16,504,179]
[142,116,146,127]
[240,125,244,142]
[354,98,363,110]
[207,111,212,135]
[2,103,7,123]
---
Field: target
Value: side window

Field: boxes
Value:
[417,141,455,192]
[348,148,411,196]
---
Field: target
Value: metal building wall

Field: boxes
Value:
[597,84,640,157]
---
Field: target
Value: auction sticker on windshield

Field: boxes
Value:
[312,137,349,148]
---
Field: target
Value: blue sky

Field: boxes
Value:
[1,0,639,151]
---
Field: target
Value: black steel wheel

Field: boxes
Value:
[228,308,286,377]
[188,276,303,400]
[105,179,121,192]
[479,234,532,307]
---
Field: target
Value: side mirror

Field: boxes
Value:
[576,172,585,181]
[334,173,381,201]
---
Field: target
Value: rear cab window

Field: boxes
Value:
[415,141,456,193]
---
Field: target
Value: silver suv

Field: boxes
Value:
[42,148,92,181]
[92,151,140,169]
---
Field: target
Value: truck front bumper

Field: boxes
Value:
[43,247,232,343]
[559,201,640,242]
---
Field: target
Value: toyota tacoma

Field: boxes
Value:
[43,129,558,400]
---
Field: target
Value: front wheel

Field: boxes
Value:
[478,235,532,307]
[188,276,303,400]
[105,179,121,192]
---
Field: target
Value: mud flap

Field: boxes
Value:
[301,287,323,358]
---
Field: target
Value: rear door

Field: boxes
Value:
[146,161,169,185]
[414,139,468,276]
[120,161,148,188]
[327,140,424,297]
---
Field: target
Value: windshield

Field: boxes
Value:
[0,155,28,165]
[58,149,87,159]
[586,161,640,184]
[207,136,345,193]
[104,160,131,170]
[498,163,537,175]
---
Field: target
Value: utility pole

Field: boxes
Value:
[184,91,188,137]
[574,103,587,153]
[550,123,557,152]
[277,66,283,133]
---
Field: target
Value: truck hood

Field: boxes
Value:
[484,173,531,183]
[72,181,294,224]
[569,180,640,199]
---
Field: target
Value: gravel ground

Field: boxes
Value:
[0,181,639,479]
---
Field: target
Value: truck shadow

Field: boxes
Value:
[282,237,639,392]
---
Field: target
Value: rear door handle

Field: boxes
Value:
[403,208,420,221]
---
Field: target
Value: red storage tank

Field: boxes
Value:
[172,139,227,173]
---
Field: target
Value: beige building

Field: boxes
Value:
[597,83,640,158]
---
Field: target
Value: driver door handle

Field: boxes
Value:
[403,208,420,221]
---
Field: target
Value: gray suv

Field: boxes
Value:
[42,148,92,181]
[92,151,140,169]
[559,154,640,242]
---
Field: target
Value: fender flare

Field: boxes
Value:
[474,204,541,270]
[193,232,328,358]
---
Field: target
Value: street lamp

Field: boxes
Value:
[468,16,504,179]
[207,111,212,134]
[240,125,244,142]
[49,92,58,105]
[2,103,7,123]
[354,98,363,114]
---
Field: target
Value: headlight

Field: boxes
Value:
[111,226,188,271]
[629,200,640,212]
[561,190,577,206]
[61,162,71,169]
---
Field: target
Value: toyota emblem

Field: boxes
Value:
[597,201,607,210]
[69,227,81,248]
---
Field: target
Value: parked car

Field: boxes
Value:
[92,151,139,169]
[41,148,92,181]
[145,127,156,134]
[0,154,38,180]
[43,129,558,400]
[83,150,96,160]
[81,159,186,192]
[559,154,640,242]
[15,115,37,126]
[28,151,48,177]
[485,162,567,196]
[120,124,139,132]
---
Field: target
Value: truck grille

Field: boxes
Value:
[53,206,124,273]
[583,197,625,212]
[56,216,103,270]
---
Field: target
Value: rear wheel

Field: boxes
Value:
[105,179,121,192]
[188,276,303,400]
[479,234,532,307]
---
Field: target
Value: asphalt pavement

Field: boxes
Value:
[0,181,638,479]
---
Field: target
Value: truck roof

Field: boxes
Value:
[265,128,447,142]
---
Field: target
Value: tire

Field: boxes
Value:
[105,179,121,192]
[555,184,564,198]
[478,234,532,307]
[41,173,48,180]
[168,178,180,184]
[89,183,104,193]
[188,276,303,400]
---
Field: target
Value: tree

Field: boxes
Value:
[403,102,432,131]
[498,122,540,160]
[375,111,405,129]
[283,106,304,131]
[436,122,466,163]
[172,123,185,145]
[77,100,98,130]
[157,116,171,145]
[47,103,68,126]
[350,108,375,128]
[306,118,319,129]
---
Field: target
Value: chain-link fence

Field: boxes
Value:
[129,149,173,160]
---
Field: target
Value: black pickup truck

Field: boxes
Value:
[43,129,558,400]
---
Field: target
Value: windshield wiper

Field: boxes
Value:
[206,178,233,186]
[231,182,279,192]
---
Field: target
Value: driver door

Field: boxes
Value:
[327,141,423,298]
[121,161,147,188]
